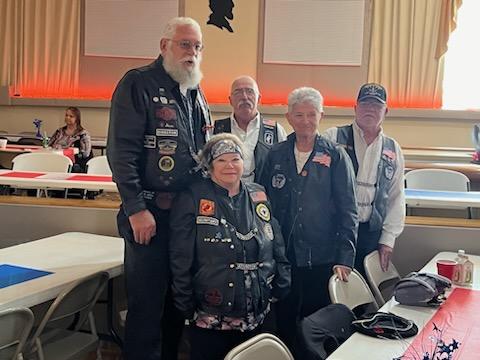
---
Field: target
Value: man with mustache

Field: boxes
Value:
[107,17,212,360]
[323,83,405,277]
[214,76,287,183]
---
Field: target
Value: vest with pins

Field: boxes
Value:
[336,125,397,232]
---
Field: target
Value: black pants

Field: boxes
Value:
[189,326,261,360]
[276,264,333,357]
[119,206,184,360]
[354,222,382,277]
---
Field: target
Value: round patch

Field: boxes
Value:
[264,223,274,241]
[158,156,174,172]
[256,203,271,222]
[384,165,394,180]
[204,288,223,306]
[272,173,286,189]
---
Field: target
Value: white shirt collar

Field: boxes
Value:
[230,113,260,135]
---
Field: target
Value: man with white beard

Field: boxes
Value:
[107,17,212,360]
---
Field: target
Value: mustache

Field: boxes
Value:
[238,100,253,107]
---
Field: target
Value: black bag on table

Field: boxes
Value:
[393,272,451,307]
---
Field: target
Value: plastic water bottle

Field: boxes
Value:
[453,250,474,286]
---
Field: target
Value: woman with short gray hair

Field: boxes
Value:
[260,86,358,356]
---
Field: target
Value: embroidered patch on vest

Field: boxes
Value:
[144,135,156,148]
[156,128,178,137]
[384,165,394,180]
[264,223,274,240]
[312,152,331,167]
[256,203,271,221]
[263,119,276,127]
[272,173,286,189]
[382,149,396,161]
[264,130,274,145]
[196,216,219,226]
[155,106,177,122]
[251,191,267,203]
[199,199,215,216]
[205,288,223,306]
[158,156,174,172]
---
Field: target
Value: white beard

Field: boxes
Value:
[163,51,203,89]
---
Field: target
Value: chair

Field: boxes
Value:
[328,269,378,317]
[363,250,401,306]
[86,156,112,176]
[0,308,34,360]
[405,168,472,218]
[12,153,72,173]
[83,156,112,199]
[17,137,43,146]
[11,153,73,197]
[25,271,109,360]
[224,333,294,360]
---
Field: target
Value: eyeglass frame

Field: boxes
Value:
[166,39,204,52]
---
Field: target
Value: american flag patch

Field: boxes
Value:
[382,149,396,161]
[312,152,331,167]
[251,191,267,203]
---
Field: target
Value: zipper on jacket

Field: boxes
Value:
[307,248,312,269]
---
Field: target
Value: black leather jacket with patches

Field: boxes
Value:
[169,179,291,319]
[107,56,212,216]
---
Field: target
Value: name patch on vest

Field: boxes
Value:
[156,128,178,137]
[199,199,215,216]
[196,216,219,226]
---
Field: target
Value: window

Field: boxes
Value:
[442,0,480,110]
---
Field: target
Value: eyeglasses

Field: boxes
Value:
[167,39,204,52]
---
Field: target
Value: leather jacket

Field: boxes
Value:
[107,56,212,216]
[260,133,359,268]
[169,179,291,319]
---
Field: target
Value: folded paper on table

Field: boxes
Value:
[0,264,53,288]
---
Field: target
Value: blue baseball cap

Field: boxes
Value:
[357,83,387,104]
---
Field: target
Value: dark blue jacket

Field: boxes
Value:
[260,133,358,268]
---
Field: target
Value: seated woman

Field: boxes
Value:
[49,106,92,172]
[169,133,291,360]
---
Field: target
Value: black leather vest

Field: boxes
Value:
[214,117,279,182]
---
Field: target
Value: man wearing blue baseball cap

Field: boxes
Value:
[324,83,405,275]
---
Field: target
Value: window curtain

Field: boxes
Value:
[0,0,17,88]
[0,0,80,98]
[367,0,462,108]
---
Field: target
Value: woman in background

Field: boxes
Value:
[49,106,92,172]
